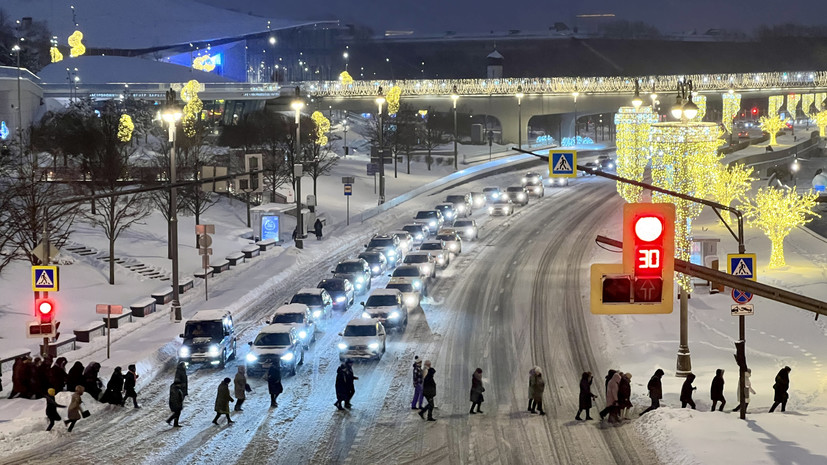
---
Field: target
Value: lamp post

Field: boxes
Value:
[572,88,580,142]
[12,44,22,143]
[376,90,386,204]
[291,98,305,249]
[343,51,349,71]
[516,85,524,150]
[451,86,459,169]
[162,91,183,323]
[632,80,643,109]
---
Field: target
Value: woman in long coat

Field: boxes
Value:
[174,361,188,398]
[212,378,234,425]
[576,371,596,420]
[268,364,283,408]
[469,368,485,414]
[532,371,546,415]
[769,366,792,413]
[66,361,84,393]
[233,366,248,411]
[65,385,84,432]
[103,367,125,405]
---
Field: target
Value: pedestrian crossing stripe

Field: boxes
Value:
[32,266,59,292]
[727,253,756,281]
[549,150,577,178]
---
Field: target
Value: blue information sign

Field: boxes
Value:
[261,215,279,241]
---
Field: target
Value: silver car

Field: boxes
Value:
[489,199,514,216]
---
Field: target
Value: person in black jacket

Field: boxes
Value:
[769,366,792,413]
[123,364,140,408]
[680,373,697,409]
[314,218,323,240]
[167,382,184,427]
[710,369,726,412]
[66,361,84,393]
[576,371,597,420]
[45,388,66,431]
[37,357,53,398]
[334,362,349,410]
[174,361,188,398]
[7,357,27,399]
[640,369,664,415]
[82,362,103,401]
[49,357,68,393]
[268,364,283,408]
[103,367,125,406]
[344,360,358,408]
[418,362,437,421]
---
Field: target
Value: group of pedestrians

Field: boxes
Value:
[599,370,633,423]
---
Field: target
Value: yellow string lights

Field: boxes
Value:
[387,86,401,116]
[339,71,353,86]
[310,111,331,146]
[721,92,741,135]
[690,94,707,122]
[816,110,827,137]
[181,80,203,138]
[117,114,134,142]
[759,115,787,145]
[614,106,657,203]
[801,94,815,118]
[742,187,819,268]
[68,30,85,57]
[650,122,721,290]
[786,93,800,120]
[768,95,784,115]
[712,163,754,225]
[192,55,216,72]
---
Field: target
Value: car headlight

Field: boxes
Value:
[336,296,346,303]
[457,205,465,212]
[466,227,474,236]
[245,352,258,363]
[280,352,294,362]
[535,186,542,193]
[429,220,436,227]
[446,212,453,219]
[299,330,308,339]
[449,243,458,251]
[412,280,421,289]
[355,282,363,290]
[518,194,525,200]
[488,207,494,214]
[438,256,445,264]
[362,311,371,319]
[338,342,348,350]
[312,310,322,318]
[405,296,417,307]
[521,177,527,183]
[389,311,400,319]
[608,163,614,169]
[387,249,396,256]
[372,266,380,273]
[208,345,220,357]
[415,234,422,240]
[492,192,499,198]
[422,264,432,274]
[179,346,190,358]
[368,342,379,350]
[356,276,364,283]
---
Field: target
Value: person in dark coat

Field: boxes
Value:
[411,357,424,410]
[710,369,726,412]
[37,357,53,398]
[267,364,283,408]
[233,366,248,412]
[7,356,27,399]
[82,362,103,401]
[29,357,42,399]
[344,359,358,408]
[469,368,485,414]
[122,364,139,408]
[418,363,437,421]
[174,361,188,398]
[334,362,349,410]
[167,382,184,427]
[49,357,68,393]
[527,367,537,412]
[45,388,66,431]
[212,378,234,425]
[680,373,697,409]
[65,385,84,432]
[576,371,597,420]
[604,369,617,393]
[533,371,547,415]
[769,366,792,413]
[618,373,633,419]
[103,367,125,405]
[314,218,323,240]
[66,361,84,393]
[640,369,664,415]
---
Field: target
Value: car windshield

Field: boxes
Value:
[403,225,423,234]
[415,211,437,219]
[359,254,380,264]
[420,243,441,250]
[393,267,420,277]
[184,321,223,339]
[344,325,377,337]
[272,313,304,324]
[368,238,394,248]
[366,295,399,307]
[436,235,454,241]
[506,187,524,192]
[335,262,364,273]
[387,283,414,292]
[446,195,465,203]
[291,294,323,306]
[405,255,428,263]
[319,280,345,291]
[254,332,291,347]
[454,220,472,227]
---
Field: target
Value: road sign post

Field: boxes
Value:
[197,224,215,302]
[550,150,577,177]
[343,182,353,225]
[728,252,757,420]
[96,304,123,359]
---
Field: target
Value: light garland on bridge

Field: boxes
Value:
[690,94,707,122]
[742,187,819,268]
[722,92,741,135]
[769,95,784,115]
[117,114,134,142]
[614,106,657,203]
[817,110,827,137]
[650,122,721,290]
[801,94,815,118]
[817,92,827,111]
[786,93,801,120]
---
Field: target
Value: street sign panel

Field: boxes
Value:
[344,183,353,196]
[731,304,754,316]
[342,176,355,184]
[550,150,577,177]
[727,254,757,280]
[32,241,60,264]
[731,288,753,304]
[96,304,124,315]
[367,163,379,176]
[32,266,59,292]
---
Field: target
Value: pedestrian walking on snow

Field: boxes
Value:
[344,359,358,408]
[123,364,140,408]
[732,369,756,413]
[267,364,283,408]
[103,367,125,406]
[710,369,726,412]
[174,361,188,398]
[65,385,84,432]
[411,357,424,409]
[469,368,485,414]
[82,362,103,401]
[640,369,664,415]
[212,378,234,425]
[234,366,250,412]
[418,362,437,421]
[49,357,68,393]
[335,361,349,410]
[167,382,184,427]
[45,388,65,431]
[618,373,633,419]
[576,371,597,420]
[600,372,622,422]
[314,218,323,240]
[680,373,697,409]
[527,367,538,413]
[769,366,792,413]
[532,371,546,415]
[66,361,84,393]
[7,356,27,399]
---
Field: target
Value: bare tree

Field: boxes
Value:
[394,105,419,174]
[419,109,449,171]
[305,141,339,199]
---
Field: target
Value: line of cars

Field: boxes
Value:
[482,171,549,216]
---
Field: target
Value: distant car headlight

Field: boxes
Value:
[389,311,400,319]
[466,227,474,236]
[492,192,499,198]
[457,205,465,213]
[412,280,421,289]
[336,296,346,303]
[312,310,322,319]
[449,243,458,251]
[488,207,494,214]
[208,345,220,357]
[245,353,258,363]
[415,234,422,240]
[387,249,396,256]
[355,283,363,290]
[338,342,348,350]
[535,186,542,193]
[280,352,294,362]
[429,220,436,227]
[368,342,379,350]
[422,264,432,274]
[517,194,525,200]
[521,177,527,183]
[356,276,364,283]
[299,330,308,339]
[446,212,454,219]
[437,256,445,265]
[362,311,371,319]
[179,346,190,358]
[405,296,417,307]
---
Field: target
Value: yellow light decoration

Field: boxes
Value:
[690,94,707,122]
[816,110,827,137]
[742,187,819,268]
[50,46,63,63]
[650,122,721,290]
[721,92,741,135]
[816,92,827,112]
[68,30,86,57]
[614,106,657,203]
[801,94,815,118]
[768,95,783,116]
[181,80,203,138]
[339,71,353,86]
[117,114,134,142]
[192,55,215,72]
[786,93,800,121]
[759,114,788,145]
[310,111,331,146]
[387,85,401,116]
[712,162,754,225]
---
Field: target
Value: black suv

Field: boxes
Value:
[445,194,472,217]
[332,259,372,294]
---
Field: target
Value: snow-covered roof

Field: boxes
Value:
[346,318,379,327]
[5,0,331,51]
[295,288,324,296]
[487,50,504,59]
[258,323,295,334]
[189,309,230,322]
[38,56,234,85]
[273,303,308,314]
[368,288,401,297]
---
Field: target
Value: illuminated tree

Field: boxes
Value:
[817,110,827,137]
[614,106,657,202]
[387,86,401,116]
[50,46,63,63]
[311,111,331,146]
[117,114,134,142]
[759,115,787,145]
[339,71,353,86]
[192,55,215,72]
[181,80,203,139]
[722,93,741,136]
[743,187,819,268]
[68,30,85,57]
[712,163,754,224]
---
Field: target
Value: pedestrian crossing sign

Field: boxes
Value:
[32,266,59,292]
[550,150,576,177]
[727,254,756,281]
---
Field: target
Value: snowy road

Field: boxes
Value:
[1,174,658,465]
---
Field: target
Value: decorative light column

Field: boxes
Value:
[451,86,459,169]
[12,44,22,143]
[376,89,386,204]
[515,85,524,150]
[722,90,742,145]
[572,88,579,141]
[614,105,657,203]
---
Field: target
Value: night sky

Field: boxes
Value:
[197,0,827,35]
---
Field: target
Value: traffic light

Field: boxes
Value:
[751,107,758,116]
[622,202,675,305]
[36,297,55,324]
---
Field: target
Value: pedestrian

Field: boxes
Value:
[769,366,792,413]
[233,366,249,412]
[469,368,485,414]
[640,369,665,416]
[65,385,84,432]
[334,361,348,410]
[418,361,437,421]
[411,357,424,410]
[292,228,298,242]
[314,218,323,240]
[344,359,358,408]
[710,369,726,412]
[618,373,633,419]
[37,357,53,398]
[213,378,234,425]
[533,371,547,415]
[680,373,697,409]
[167,382,184,427]
[7,356,26,399]
[604,369,617,392]
[82,362,103,401]
[576,371,597,420]
[45,388,66,431]
[600,371,622,422]
[123,364,140,408]
[527,367,537,413]
[66,361,84,393]
[732,368,756,413]
[103,366,125,406]
[29,357,42,399]
[49,357,68,393]
[267,364,283,408]
[174,361,188,398]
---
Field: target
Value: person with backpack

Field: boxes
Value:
[640,369,664,415]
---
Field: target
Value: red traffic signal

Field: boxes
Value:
[632,215,665,277]
[751,107,758,115]
[36,298,55,323]
[622,203,675,305]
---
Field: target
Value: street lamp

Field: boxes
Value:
[343,51,349,71]
[291,97,305,249]
[515,85,524,150]
[162,91,183,323]
[451,86,459,169]
[12,44,22,143]
[670,80,698,123]
[376,89,386,204]
[632,80,643,109]
[572,88,580,142]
